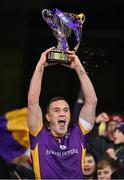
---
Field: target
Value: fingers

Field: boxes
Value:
[67,50,75,55]
[38,47,55,66]
[42,47,55,56]
[69,53,78,61]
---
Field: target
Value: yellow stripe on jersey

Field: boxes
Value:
[81,144,86,170]
[78,121,91,135]
[32,144,41,179]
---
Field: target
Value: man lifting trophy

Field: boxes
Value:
[28,8,97,180]
[42,8,85,64]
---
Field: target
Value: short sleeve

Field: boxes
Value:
[78,116,93,135]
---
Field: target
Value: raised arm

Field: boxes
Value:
[69,53,97,127]
[27,47,54,134]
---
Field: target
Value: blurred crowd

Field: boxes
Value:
[0,107,124,179]
[84,112,124,179]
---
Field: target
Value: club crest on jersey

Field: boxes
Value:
[60,144,67,150]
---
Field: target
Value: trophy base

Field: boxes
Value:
[47,51,71,64]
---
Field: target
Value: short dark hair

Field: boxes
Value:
[86,151,97,164]
[46,96,69,112]
[97,159,117,171]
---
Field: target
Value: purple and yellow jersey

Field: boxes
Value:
[30,118,92,179]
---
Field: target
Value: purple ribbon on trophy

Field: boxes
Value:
[42,8,85,53]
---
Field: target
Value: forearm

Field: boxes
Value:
[74,62,97,126]
[28,47,54,104]
[75,64,97,104]
[28,48,54,133]
[69,53,97,104]
[28,63,44,105]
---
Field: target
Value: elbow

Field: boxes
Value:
[93,95,98,106]
[86,95,98,107]
[92,95,98,107]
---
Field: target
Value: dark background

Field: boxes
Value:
[0,0,124,115]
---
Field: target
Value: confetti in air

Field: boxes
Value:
[79,45,109,75]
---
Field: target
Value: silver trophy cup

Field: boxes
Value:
[42,9,85,64]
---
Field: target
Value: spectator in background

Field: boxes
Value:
[83,152,97,180]
[106,114,123,142]
[96,112,109,137]
[106,123,124,169]
[97,159,117,180]
[86,112,109,162]
[87,113,124,162]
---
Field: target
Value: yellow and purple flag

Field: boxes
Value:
[0,107,30,162]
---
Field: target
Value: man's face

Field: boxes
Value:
[114,129,124,144]
[83,155,96,176]
[107,121,118,141]
[46,100,71,136]
[97,166,113,180]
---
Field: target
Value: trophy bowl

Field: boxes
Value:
[42,8,85,64]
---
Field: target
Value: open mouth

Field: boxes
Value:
[84,168,90,170]
[83,168,91,173]
[58,120,66,129]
